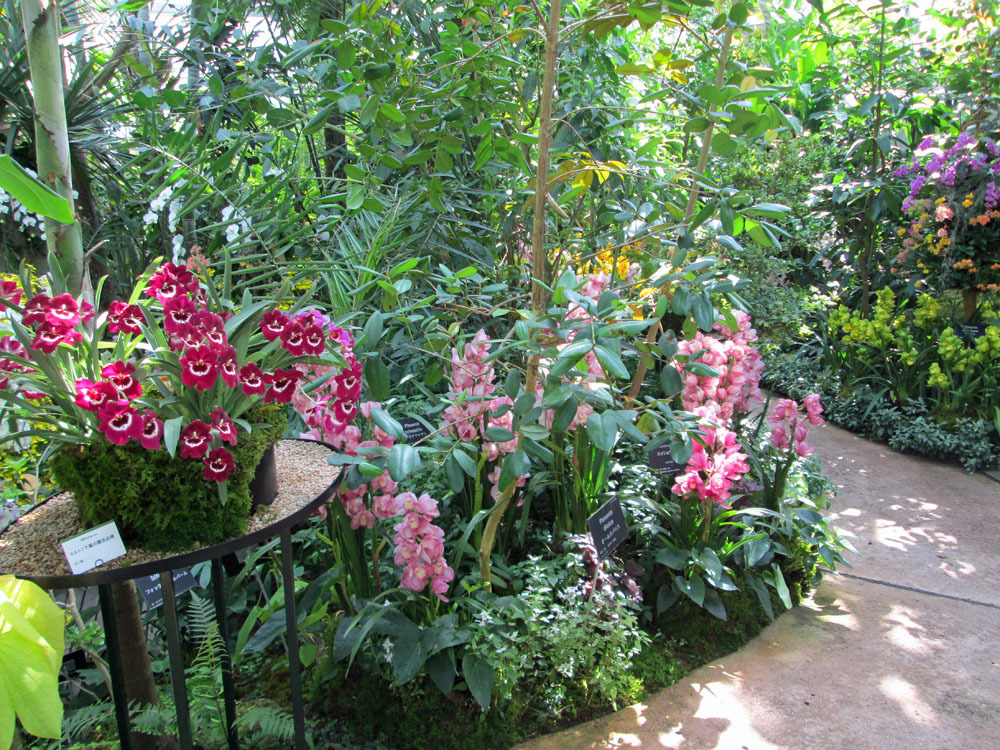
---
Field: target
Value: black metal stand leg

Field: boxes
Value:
[211,558,240,750]
[98,584,133,750]
[160,572,193,749]
[280,529,308,750]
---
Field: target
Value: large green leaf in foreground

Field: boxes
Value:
[0,575,64,747]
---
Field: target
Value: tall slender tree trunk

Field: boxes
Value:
[19,0,83,294]
[627,24,734,403]
[525,0,563,396]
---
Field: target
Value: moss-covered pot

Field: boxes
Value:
[51,407,287,552]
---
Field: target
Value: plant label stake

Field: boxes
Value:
[587,496,628,561]
[399,416,431,444]
[648,443,686,476]
[61,521,126,574]
[135,568,199,609]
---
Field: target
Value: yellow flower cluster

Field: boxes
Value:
[975,326,1000,359]
[576,241,642,281]
[830,288,899,349]
[913,294,939,328]
[927,361,950,388]
[936,326,997,371]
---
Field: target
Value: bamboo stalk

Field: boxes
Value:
[19,0,84,296]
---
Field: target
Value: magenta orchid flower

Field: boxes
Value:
[179,345,220,391]
[97,401,144,445]
[107,301,145,335]
[202,447,236,482]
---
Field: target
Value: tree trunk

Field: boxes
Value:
[627,23,734,403]
[962,288,978,322]
[112,581,178,750]
[19,0,84,294]
[525,0,563,396]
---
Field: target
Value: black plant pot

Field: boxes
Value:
[249,443,279,509]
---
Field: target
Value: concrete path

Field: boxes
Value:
[519,422,1000,749]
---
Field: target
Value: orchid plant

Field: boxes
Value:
[0,258,356,503]
[894,130,1000,313]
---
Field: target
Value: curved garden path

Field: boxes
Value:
[520,420,1000,749]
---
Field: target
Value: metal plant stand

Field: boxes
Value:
[3,448,343,750]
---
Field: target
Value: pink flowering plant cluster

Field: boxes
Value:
[666,310,762,526]
[315,400,455,604]
[432,268,658,548]
[641,308,846,620]
[757,394,825,511]
[0,259,354,505]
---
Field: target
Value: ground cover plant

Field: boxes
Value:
[1,0,994,747]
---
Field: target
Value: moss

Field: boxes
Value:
[630,639,688,694]
[316,668,522,750]
[655,583,780,667]
[51,406,286,552]
[781,538,818,607]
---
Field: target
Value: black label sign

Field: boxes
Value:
[587,496,629,561]
[399,417,431,445]
[135,568,199,609]
[648,443,686,475]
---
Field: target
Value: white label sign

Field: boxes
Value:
[61,521,127,574]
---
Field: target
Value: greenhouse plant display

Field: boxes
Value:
[7,0,998,746]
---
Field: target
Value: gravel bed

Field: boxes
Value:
[0,440,339,578]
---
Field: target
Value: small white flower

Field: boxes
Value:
[167,199,181,233]
[171,235,186,263]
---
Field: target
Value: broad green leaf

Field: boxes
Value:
[369,406,404,440]
[362,312,383,350]
[391,632,427,686]
[462,654,493,711]
[0,155,74,222]
[656,545,688,569]
[683,117,711,133]
[387,443,420,481]
[426,650,456,696]
[702,589,727,620]
[0,576,64,745]
[675,574,706,607]
[586,411,617,453]
[747,572,775,620]
[697,547,723,583]
[365,358,391,402]
[660,366,683,396]
[163,416,184,457]
[444,456,465,493]
[594,345,629,379]
[549,339,592,377]
[338,94,362,114]
[770,563,792,610]
[484,426,515,443]
[453,449,478,477]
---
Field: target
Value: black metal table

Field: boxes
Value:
[3,447,343,750]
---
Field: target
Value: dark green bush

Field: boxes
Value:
[764,351,999,471]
